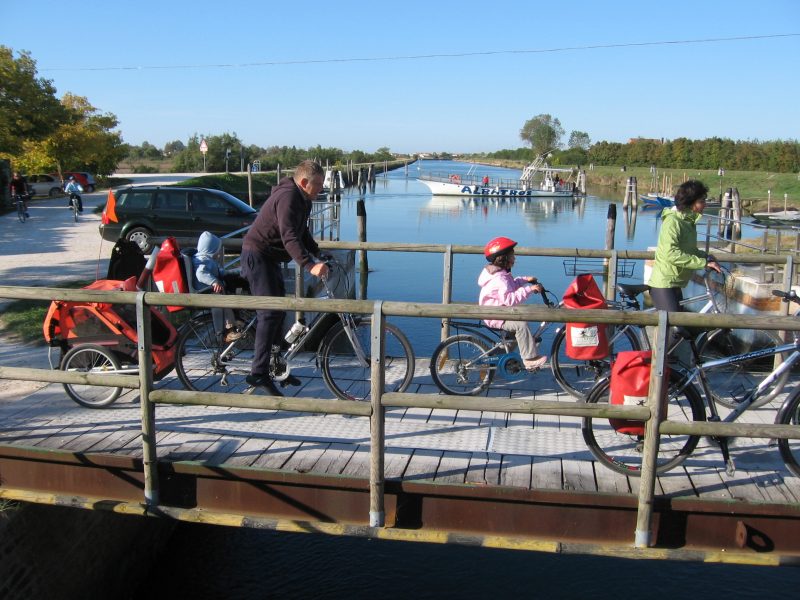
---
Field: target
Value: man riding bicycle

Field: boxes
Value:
[9,172,30,218]
[64,176,84,213]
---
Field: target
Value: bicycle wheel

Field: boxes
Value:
[581,371,705,476]
[17,203,25,223]
[175,314,255,393]
[320,318,414,402]
[430,334,494,396]
[697,328,788,409]
[777,388,800,477]
[550,324,642,400]
[73,204,78,222]
[61,344,123,408]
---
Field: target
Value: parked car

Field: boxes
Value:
[26,174,64,197]
[100,186,258,252]
[63,171,97,192]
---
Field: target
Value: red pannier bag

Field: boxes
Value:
[609,350,669,436]
[152,236,189,312]
[562,274,609,359]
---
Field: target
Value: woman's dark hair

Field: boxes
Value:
[674,180,709,211]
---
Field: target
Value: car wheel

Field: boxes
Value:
[126,227,153,253]
[49,187,62,197]
[86,185,95,193]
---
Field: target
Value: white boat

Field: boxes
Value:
[752,210,800,223]
[417,154,576,197]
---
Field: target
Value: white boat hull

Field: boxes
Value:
[418,178,573,197]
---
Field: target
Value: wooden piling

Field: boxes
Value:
[357,199,368,274]
[719,188,732,239]
[276,163,282,183]
[731,188,742,240]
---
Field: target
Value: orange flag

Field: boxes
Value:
[104,189,118,223]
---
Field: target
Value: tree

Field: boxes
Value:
[15,93,126,176]
[163,140,185,156]
[0,46,69,156]
[519,114,564,156]
[568,131,591,151]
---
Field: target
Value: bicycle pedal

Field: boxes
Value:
[279,375,302,387]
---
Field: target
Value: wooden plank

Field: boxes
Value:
[402,449,443,483]
[252,438,302,470]
[562,459,596,492]
[531,456,562,491]
[82,428,141,454]
[499,454,532,488]
[283,440,332,473]
[593,462,632,495]
[686,467,735,501]
[220,437,275,467]
[164,432,223,462]
[197,437,249,466]
[465,452,488,484]
[309,442,360,476]
[340,444,371,478]
[434,451,470,484]
[383,447,414,480]
[657,467,696,498]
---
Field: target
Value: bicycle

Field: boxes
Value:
[14,193,30,223]
[429,288,576,396]
[174,257,415,401]
[581,287,800,477]
[68,193,80,222]
[549,268,779,401]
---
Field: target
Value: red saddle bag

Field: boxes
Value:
[562,274,609,359]
[609,350,669,436]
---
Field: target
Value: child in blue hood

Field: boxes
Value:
[192,231,248,342]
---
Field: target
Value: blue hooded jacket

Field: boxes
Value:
[192,231,224,288]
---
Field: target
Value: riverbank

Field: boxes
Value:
[462,158,799,211]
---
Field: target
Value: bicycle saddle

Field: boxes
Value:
[616,283,650,299]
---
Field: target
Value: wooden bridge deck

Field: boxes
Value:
[1,355,799,505]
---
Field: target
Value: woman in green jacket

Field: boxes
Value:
[648,180,722,344]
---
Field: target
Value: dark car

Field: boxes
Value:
[100,186,258,252]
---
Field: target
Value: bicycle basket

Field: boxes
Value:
[563,258,636,279]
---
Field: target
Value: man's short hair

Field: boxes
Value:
[674,180,709,211]
[293,160,324,182]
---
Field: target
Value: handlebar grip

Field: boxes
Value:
[772,289,785,297]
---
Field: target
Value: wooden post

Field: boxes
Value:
[357,199,368,274]
[369,301,386,527]
[604,204,616,280]
[136,292,158,506]
[631,176,638,209]
[247,164,253,207]
[731,188,742,239]
[767,189,771,213]
[442,245,453,343]
[276,163,282,183]
[719,188,732,239]
[634,310,669,548]
[606,250,618,300]
[622,177,630,209]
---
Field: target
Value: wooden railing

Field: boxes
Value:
[1,242,799,549]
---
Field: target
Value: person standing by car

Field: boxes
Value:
[64,176,84,213]
[648,180,722,349]
[240,160,329,394]
[9,172,29,218]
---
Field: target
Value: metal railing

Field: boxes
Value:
[1,241,799,550]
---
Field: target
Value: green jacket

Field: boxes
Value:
[648,207,708,289]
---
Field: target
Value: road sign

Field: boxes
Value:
[199,139,208,154]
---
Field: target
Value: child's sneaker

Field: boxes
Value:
[523,356,548,371]
[223,328,243,343]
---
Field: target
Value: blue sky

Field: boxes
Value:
[4,0,798,154]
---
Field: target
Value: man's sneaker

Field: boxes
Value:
[245,374,283,396]
[523,356,548,371]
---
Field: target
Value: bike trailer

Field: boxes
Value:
[609,350,669,435]
[562,274,609,360]
[43,276,177,379]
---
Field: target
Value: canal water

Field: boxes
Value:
[134,160,799,597]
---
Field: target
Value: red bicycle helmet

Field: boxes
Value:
[484,236,517,261]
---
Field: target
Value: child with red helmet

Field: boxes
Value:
[478,236,547,370]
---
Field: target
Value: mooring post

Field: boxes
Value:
[369,300,386,527]
[732,188,742,240]
[357,199,368,274]
[604,204,616,280]
[634,310,669,548]
[276,163,282,183]
[247,164,253,207]
[622,177,630,209]
[631,176,638,209]
[136,292,159,507]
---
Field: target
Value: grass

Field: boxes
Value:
[0,279,92,344]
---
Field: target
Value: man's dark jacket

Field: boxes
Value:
[242,177,319,270]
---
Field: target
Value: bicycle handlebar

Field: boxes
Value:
[772,289,800,304]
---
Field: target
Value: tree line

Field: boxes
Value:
[124,135,398,174]
[489,113,800,173]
